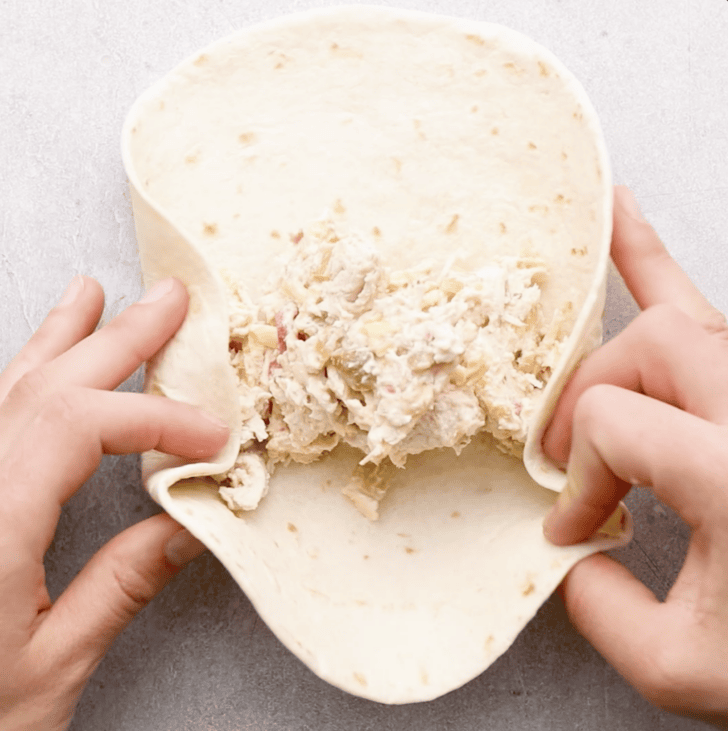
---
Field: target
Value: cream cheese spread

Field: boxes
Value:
[215,218,568,518]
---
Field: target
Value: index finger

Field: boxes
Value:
[0,388,229,560]
[543,384,725,546]
[544,303,728,464]
[612,186,727,333]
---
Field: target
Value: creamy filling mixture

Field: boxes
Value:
[215,218,568,519]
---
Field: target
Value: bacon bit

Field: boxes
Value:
[263,400,273,420]
[385,385,396,394]
[268,359,282,376]
[291,230,304,244]
[275,311,287,353]
[514,401,522,416]
[229,339,242,353]
[297,331,309,341]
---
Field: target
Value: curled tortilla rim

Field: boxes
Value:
[122,5,631,704]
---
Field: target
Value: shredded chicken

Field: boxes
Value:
[213,217,568,518]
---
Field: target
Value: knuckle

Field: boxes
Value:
[8,366,53,406]
[572,383,616,433]
[635,303,691,345]
[41,388,87,427]
[635,644,701,711]
[101,311,155,365]
[703,307,728,339]
[109,559,162,621]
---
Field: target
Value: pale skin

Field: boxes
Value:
[543,186,728,724]
[1,188,726,729]
[0,278,229,730]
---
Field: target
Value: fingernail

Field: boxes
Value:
[58,275,85,307]
[164,528,206,567]
[616,186,646,222]
[140,278,175,304]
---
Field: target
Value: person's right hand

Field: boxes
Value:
[542,186,728,724]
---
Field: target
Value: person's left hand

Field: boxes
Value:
[0,276,229,731]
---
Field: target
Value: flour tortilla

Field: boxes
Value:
[122,6,631,704]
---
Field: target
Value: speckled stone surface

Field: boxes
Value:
[1,0,727,729]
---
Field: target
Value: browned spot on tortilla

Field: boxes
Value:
[421,670,429,685]
[555,194,565,203]
[238,132,256,145]
[522,580,535,596]
[529,204,549,214]
[391,157,402,174]
[570,247,588,257]
[270,230,281,239]
[503,61,523,74]
[354,672,367,687]
[471,105,479,113]
[185,154,198,164]
[465,33,485,45]
[203,222,218,236]
[499,222,507,234]
[528,141,537,150]
[484,635,495,653]
[538,61,549,77]
[451,511,461,519]
[193,54,209,66]
[372,226,382,237]
[474,68,488,77]
[491,127,499,135]
[446,214,459,234]
[405,547,417,555]
[356,599,368,606]
[397,533,411,538]
[562,151,568,160]
[131,126,138,134]
[159,100,165,111]
[363,554,369,560]
[573,110,583,121]
[334,198,346,214]
[328,43,362,58]
[287,522,297,533]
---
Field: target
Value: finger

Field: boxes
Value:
[612,186,727,333]
[0,388,228,558]
[30,513,206,677]
[0,277,188,444]
[36,277,186,395]
[544,385,725,546]
[543,303,728,464]
[0,277,104,403]
[558,554,670,705]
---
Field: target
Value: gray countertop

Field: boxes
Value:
[2,0,727,729]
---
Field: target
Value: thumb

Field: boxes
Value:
[32,513,206,674]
